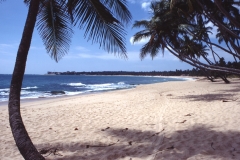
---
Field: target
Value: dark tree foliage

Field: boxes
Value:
[132,0,240,83]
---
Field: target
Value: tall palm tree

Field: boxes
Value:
[132,0,186,59]
[3,0,131,159]
[132,0,240,78]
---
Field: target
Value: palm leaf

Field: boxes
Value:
[132,29,152,40]
[140,34,164,60]
[24,0,30,4]
[132,20,150,29]
[37,0,73,62]
[101,0,132,24]
[140,41,152,59]
[67,0,129,58]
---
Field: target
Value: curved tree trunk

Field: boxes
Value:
[201,38,240,59]
[214,0,240,28]
[197,0,240,39]
[8,0,44,159]
[165,43,240,75]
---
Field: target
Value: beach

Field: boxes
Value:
[1,78,240,160]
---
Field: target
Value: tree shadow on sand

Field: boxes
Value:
[36,125,240,160]
[174,93,236,102]
[218,88,240,93]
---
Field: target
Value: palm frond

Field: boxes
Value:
[67,0,129,58]
[140,34,164,60]
[132,30,152,43]
[24,0,30,5]
[140,42,152,60]
[37,0,73,62]
[132,20,150,29]
[101,0,132,24]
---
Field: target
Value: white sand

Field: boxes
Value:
[1,78,240,160]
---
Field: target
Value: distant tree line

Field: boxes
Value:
[47,58,240,81]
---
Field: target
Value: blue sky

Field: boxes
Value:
[0,0,195,74]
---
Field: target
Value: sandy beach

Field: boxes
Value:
[1,78,240,160]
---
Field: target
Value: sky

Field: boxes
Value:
[0,0,196,74]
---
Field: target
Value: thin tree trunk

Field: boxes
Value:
[202,38,240,59]
[198,57,230,83]
[197,0,240,39]
[224,40,238,62]
[8,0,44,159]
[165,42,240,75]
[229,38,240,55]
[214,0,240,28]
[186,28,240,59]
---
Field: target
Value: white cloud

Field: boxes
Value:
[205,22,218,39]
[0,43,15,48]
[75,46,90,52]
[141,2,151,11]
[130,36,150,45]
[80,53,127,60]
[128,0,152,11]
[0,43,17,55]
[142,2,150,8]
[0,44,12,47]
[128,0,152,4]
[65,52,122,60]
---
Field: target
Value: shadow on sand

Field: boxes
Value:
[174,93,236,102]
[36,125,240,159]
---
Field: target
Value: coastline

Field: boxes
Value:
[0,75,195,105]
[1,78,240,159]
[0,87,136,109]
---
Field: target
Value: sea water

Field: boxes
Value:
[0,74,188,102]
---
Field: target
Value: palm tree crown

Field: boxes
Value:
[24,0,131,61]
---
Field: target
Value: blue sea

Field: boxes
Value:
[0,74,189,102]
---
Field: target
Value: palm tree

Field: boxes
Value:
[132,0,186,59]
[132,0,240,79]
[3,0,131,159]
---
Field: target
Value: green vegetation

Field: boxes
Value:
[132,0,240,83]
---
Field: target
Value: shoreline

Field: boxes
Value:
[0,87,136,109]
[0,76,197,106]
[1,79,240,159]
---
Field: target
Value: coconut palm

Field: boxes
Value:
[132,0,240,78]
[132,0,187,59]
[3,0,131,159]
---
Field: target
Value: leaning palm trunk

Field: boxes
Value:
[214,0,240,28]
[165,44,240,75]
[8,0,44,159]
[196,0,240,39]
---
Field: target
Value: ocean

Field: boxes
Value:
[0,74,189,102]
